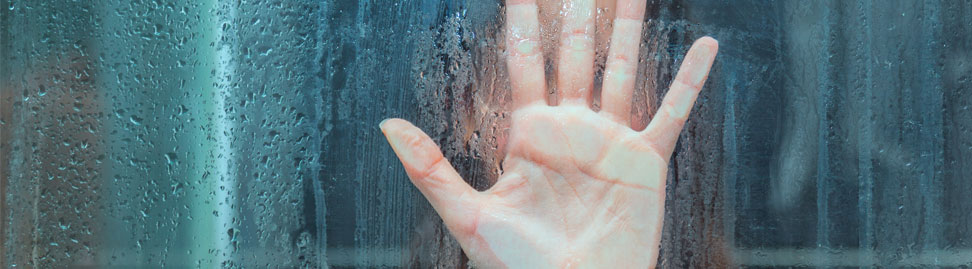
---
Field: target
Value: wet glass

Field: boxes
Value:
[2,0,970,267]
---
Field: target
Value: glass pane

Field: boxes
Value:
[2,0,971,267]
[1,0,322,267]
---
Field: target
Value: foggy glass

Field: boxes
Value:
[2,0,970,268]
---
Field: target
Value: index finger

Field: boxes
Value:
[642,36,719,157]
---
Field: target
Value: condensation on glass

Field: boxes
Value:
[2,0,971,268]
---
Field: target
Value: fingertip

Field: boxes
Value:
[379,118,409,133]
[379,119,441,171]
[681,36,719,85]
[379,119,391,136]
[695,36,719,53]
[379,118,414,152]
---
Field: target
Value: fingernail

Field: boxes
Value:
[379,119,391,130]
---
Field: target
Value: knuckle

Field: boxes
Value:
[560,32,594,52]
[402,130,427,150]
[612,53,633,66]
[508,36,541,57]
[417,156,447,182]
[661,102,688,123]
[673,75,701,92]
[605,61,635,79]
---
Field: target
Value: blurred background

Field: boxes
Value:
[1,0,970,267]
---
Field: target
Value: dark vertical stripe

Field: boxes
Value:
[815,1,833,249]
[856,0,876,263]
[917,1,945,256]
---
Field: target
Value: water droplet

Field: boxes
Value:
[164,152,177,164]
[130,115,143,125]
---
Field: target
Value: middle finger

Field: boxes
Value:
[556,0,596,105]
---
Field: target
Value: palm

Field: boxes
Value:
[474,104,666,268]
[381,0,718,268]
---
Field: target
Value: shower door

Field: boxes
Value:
[2,0,971,267]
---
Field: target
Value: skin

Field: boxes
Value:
[381,0,718,267]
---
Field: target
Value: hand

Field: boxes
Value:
[380,0,718,267]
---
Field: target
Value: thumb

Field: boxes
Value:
[380,118,481,235]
